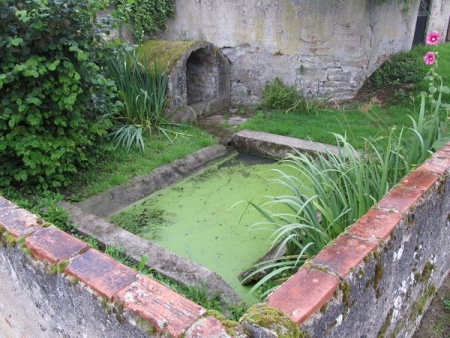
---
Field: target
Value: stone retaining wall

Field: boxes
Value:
[1,143,450,337]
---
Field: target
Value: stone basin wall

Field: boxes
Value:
[1,142,450,337]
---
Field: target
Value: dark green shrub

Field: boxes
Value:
[0,0,120,190]
[369,57,422,89]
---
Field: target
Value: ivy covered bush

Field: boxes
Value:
[0,0,120,190]
[116,0,174,43]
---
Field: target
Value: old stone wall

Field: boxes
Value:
[160,0,422,104]
[0,243,151,338]
[427,0,450,39]
[1,141,450,337]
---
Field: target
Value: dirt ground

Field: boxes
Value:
[413,273,450,338]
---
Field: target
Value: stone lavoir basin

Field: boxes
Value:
[64,131,339,305]
[107,152,297,304]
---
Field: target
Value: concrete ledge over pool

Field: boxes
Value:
[232,129,344,159]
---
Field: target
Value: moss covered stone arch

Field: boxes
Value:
[139,40,230,122]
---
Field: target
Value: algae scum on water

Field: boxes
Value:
[109,153,297,303]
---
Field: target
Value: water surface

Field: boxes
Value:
[110,153,298,303]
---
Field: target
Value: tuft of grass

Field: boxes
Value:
[262,77,302,110]
[444,297,450,311]
[104,245,133,266]
[262,77,324,114]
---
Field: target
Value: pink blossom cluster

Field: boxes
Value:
[423,30,441,65]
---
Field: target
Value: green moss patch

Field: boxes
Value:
[240,303,304,338]
[138,40,201,73]
[206,309,244,336]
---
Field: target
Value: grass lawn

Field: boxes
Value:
[238,104,422,149]
[67,124,217,200]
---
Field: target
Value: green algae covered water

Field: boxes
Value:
[109,153,298,304]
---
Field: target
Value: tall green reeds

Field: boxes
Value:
[106,48,172,153]
[246,80,449,299]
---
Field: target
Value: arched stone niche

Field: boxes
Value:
[139,40,230,122]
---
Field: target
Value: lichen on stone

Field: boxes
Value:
[377,308,393,338]
[2,231,18,247]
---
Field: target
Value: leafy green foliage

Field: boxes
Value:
[116,0,174,43]
[0,0,120,191]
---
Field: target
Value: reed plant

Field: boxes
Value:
[246,32,450,299]
[106,48,178,153]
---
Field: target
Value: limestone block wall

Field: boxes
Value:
[1,142,450,337]
[160,0,421,104]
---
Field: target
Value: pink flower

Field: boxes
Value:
[426,31,441,45]
[424,51,436,65]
